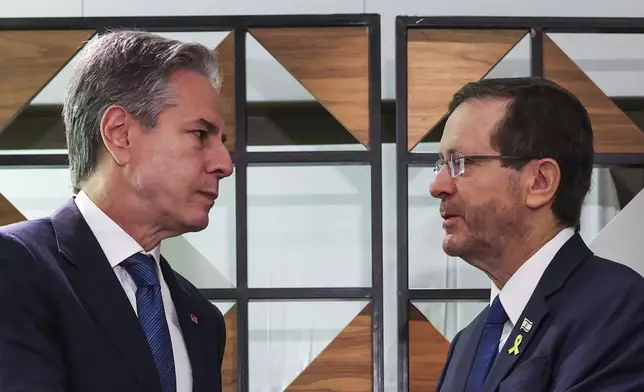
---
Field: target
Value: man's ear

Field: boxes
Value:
[525,158,560,210]
[99,105,133,166]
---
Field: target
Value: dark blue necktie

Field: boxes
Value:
[466,295,508,392]
[121,253,177,392]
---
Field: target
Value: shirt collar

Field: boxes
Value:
[490,227,575,326]
[74,190,160,268]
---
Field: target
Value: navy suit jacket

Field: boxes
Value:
[436,233,644,392]
[0,199,226,392]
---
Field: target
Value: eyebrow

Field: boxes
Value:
[193,118,227,143]
[439,148,458,159]
[196,118,217,133]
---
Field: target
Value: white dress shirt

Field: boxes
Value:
[490,227,575,352]
[74,191,192,391]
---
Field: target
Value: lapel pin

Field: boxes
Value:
[508,334,523,356]
[191,314,199,325]
[520,318,533,333]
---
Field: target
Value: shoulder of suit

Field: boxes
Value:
[0,219,57,286]
[582,254,644,291]
[0,217,55,249]
[561,254,644,322]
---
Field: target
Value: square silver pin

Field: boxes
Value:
[520,318,533,333]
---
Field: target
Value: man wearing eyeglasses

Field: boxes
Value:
[434,77,644,391]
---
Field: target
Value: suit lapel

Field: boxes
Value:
[483,232,592,391]
[160,256,208,392]
[482,296,548,392]
[51,199,162,392]
[449,310,489,392]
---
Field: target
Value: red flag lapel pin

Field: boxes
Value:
[191,314,199,325]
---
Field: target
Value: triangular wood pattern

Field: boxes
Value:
[409,303,450,391]
[0,30,95,134]
[222,305,237,392]
[249,27,370,148]
[215,32,236,153]
[543,34,644,153]
[407,29,527,151]
[284,303,372,391]
[0,193,25,226]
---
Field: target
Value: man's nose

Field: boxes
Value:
[429,166,456,199]
[208,142,234,178]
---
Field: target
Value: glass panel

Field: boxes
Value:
[247,165,372,288]
[249,300,370,392]
[411,300,488,342]
[484,33,530,79]
[245,32,365,151]
[211,301,236,316]
[0,167,73,219]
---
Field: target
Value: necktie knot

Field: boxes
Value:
[487,295,509,325]
[120,253,159,288]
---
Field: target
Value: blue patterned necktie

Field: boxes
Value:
[466,295,508,392]
[121,253,177,392]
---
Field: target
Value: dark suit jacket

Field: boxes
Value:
[0,199,226,392]
[436,233,644,392]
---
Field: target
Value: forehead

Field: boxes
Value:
[166,69,222,122]
[440,98,510,155]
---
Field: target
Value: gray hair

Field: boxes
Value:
[62,29,222,193]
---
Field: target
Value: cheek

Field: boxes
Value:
[459,180,518,229]
[133,152,197,198]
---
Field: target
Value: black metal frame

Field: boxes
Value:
[396,16,644,392]
[0,14,383,392]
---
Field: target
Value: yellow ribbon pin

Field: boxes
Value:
[508,334,523,355]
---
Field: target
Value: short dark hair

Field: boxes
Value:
[447,77,594,228]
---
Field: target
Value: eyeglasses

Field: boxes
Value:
[434,152,538,178]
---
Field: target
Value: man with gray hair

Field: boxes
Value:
[0,29,233,392]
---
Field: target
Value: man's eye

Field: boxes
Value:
[192,130,208,140]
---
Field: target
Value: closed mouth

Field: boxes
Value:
[198,191,218,200]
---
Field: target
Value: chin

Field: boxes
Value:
[442,234,464,257]
[181,213,210,233]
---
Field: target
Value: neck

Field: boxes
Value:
[81,175,175,251]
[478,219,564,289]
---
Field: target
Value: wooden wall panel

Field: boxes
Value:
[0,193,25,226]
[249,27,370,148]
[409,304,450,391]
[0,30,94,133]
[215,32,236,153]
[285,303,372,391]
[407,29,526,151]
[222,305,238,392]
[543,35,644,154]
